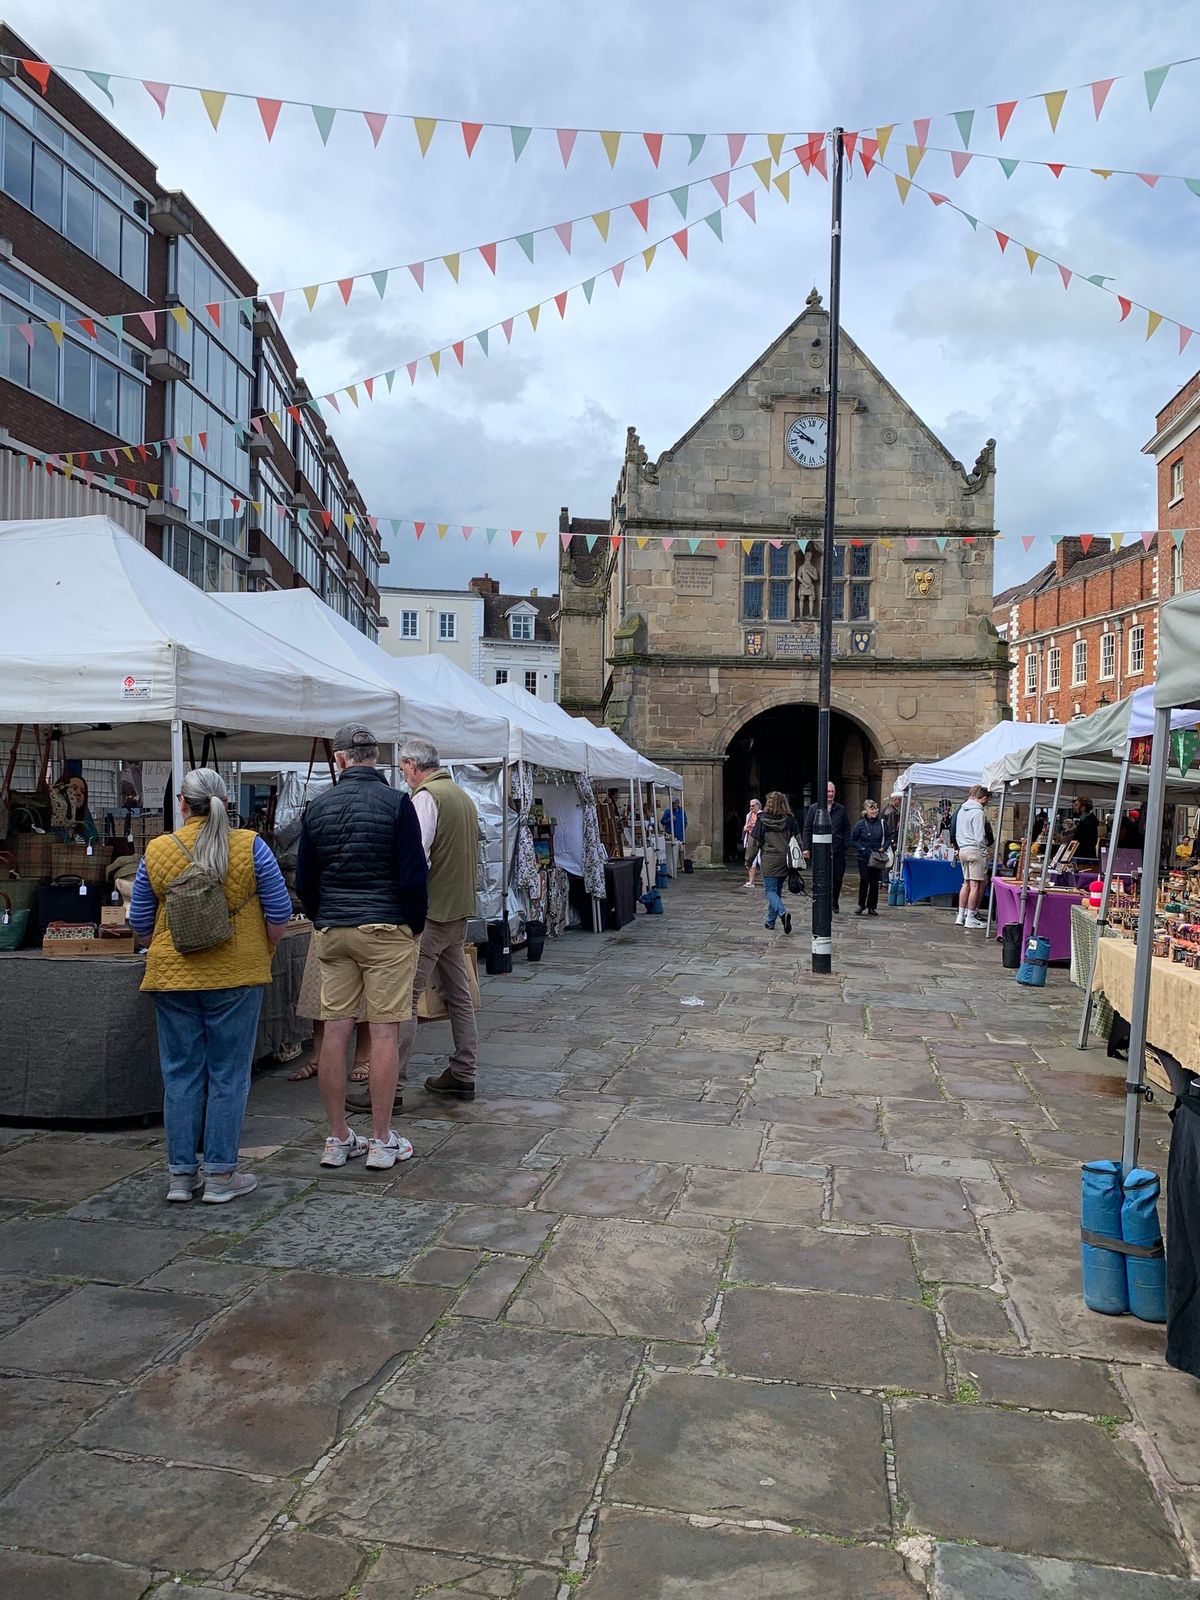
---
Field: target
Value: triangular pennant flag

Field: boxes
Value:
[104,313,124,336]
[670,184,691,216]
[1145,65,1170,110]
[1058,264,1072,289]
[554,220,573,254]
[998,157,1019,179]
[84,70,115,106]
[644,131,664,166]
[371,269,389,298]
[1043,89,1067,131]
[1085,273,1114,286]
[408,261,426,290]
[15,323,34,350]
[527,304,541,331]
[688,538,701,554]
[1091,78,1115,118]
[302,285,319,311]
[414,522,425,540]
[1186,179,1200,198]
[798,538,811,553]
[953,109,974,148]
[1021,536,1036,552]
[1047,162,1065,178]
[559,532,572,550]
[1092,168,1114,179]
[384,369,396,391]
[1172,528,1187,550]
[727,133,746,165]
[511,529,523,546]
[752,157,772,190]
[936,536,949,552]
[137,309,158,338]
[711,171,730,204]
[913,116,931,148]
[600,130,621,167]
[461,121,483,156]
[994,231,1009,253]
[1139,530,1156,549]
[345,384,359,407]
[413,117,437,156]
[516,233,535,262]
[894,174,912,203]
[1147,311,1163,340]
[476,329,489,356]
[1117,296,1132,322]
[203,301,221,327]
[995,100,1017,138]
[143,80,170,117]
[662,537,675,552]
[740,539,754,554]
[591,210,611,241]
[406,361,418,384]
[502,316,514,342]
[688,134,706,164]
[704,210,723,239]
[773,171,791,201]
[611,260,626,286]
[364,377,375,399]
[1138,172,1160,188]
[311,105,337,145]
[510,125,532,161]
[635,536,649,549]
[876,125,895,159]
[169,305,190,332]
[1180,326,1194,354]
[631,197,650,230]
[1024,247,1038,272]
[715,538,728,550]
[737,190,758,222]
[199,88,227,130]
[643,244,657,270]
[583,533,599,552]
[479,241,498,272]
[268,291,285,319]
[535,531,548,550]
[555,290,569,318]
[765,131,785,163]
[337,278,354,305]
[363,110,388,147]
[429,350,441,375]
[859,136,878,176]
[1171,727,1199,777]
[905,144,926,178]
[843,131,859,167]
[442,253,460,282]
[556,128,578,166]
[325,392,340,412]
[671,228,689,259]
[1079,534,1094,553]
[962,213,978,230]
[950,150,973,177]
[610,533,622,551]
[437,523,449,540]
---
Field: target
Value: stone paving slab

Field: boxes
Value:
[0,1283,218,1381]
[0,1216,195,1282]
[933,1544,1199,1599]
[0,1377,108,1495]
[0,1140,158,1204]
[0,1550,154,1600]
[581,1510,920,1598]
[301,1320,640,1564]
[438,1205,556,1255]
[730,1222,922,1299]
[425,1124,550,1165]
[535,1157,686,1220]
[387,1162,549,1207]
[240,1528,365,1599]
[894,1399,1187,1572]
[608,1370,891,1534]
[835,1167,976,1231]
[223,1191,452,1275]
[940,1286,1019,1345]
[1121,1367,1200,1486]
[594,1117,763,1170]
[0,1274,70,1335]
[68,1167,310,1231]
[962,1351,1129,1415]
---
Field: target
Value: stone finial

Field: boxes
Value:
[624,425,647,465]
[806,287,823,310]
[963,438,996,496]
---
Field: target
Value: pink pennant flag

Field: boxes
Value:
[1058,264,1072,289]
[462,525,473,540]
[511,529,522,545]
[928,192,949,206]
[1091,78,1116,118]
[407,261,425,290]
[337,278,354,305]
[414,522,425,540]
[1141,531,1156,549]
[479,241,497,273]
[325,393,340,412]
[1118,296,1132,322]
[1047,162,1065,178]
[631,197,650,230]
[1018,536,1035,552]
[105,449,118,466]
[461,121,483,156]
[1180,326,1194,354]
[736,191,757,221]
[711,171,731,204]
[1138,172,1160,188]
[143,80,170,118]
[500,317,514,343]
[368,516,379,533]
[643,131,664,166]
[363,111,388,147]
[611,261,626,287]
[268,291,285,320]
[167,436,178,455]
[662,537,675,552]
[452,340,465,366]
[727,133,746,165]
[554,220,573,254]
[132,309,156,340]
[250,416,265,435]
[363,377,374,400]
[556,128,578,167]
[672,228,689,259]
[169,484,181,504]
[913,116,931,147]
[950,150,972,177]
[555,290,569,317]
[16,323,34,350]
[257,98,283,140]
[995,100,1017,138]
[859,135,879,176]
[406,361,418,384]
[995,231,1010,253]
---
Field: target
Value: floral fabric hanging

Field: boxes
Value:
[574,772,607,898]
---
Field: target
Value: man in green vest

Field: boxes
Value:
[348,737,480,1109]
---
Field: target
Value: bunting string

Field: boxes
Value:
[888,144,1200,197]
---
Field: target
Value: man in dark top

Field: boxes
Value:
[802,781,851,914]
[1068,795,1100,861]
[297,725,428,1172]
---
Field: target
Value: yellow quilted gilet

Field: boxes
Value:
[140,821,273,993]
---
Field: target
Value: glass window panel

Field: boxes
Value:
[175,240,194,308]
[832,587,845,622]
[743,579,764,619]
[34,108,64,150]
[93,360,117,433]
[120,217,145,290]
[0,261,24,299]
[170,529,189,576]
[192,330,208,393]
[29,282,58,317]
[93,160,120,197]
[850,582,870,620]
[3,119,34,207]
[850,545,871,576]
[62,337,91,416]
[768,580,790,621]
[768,543,790,576]
[238,370,251,422]
[95,321,117,355]
[96,196,120,274]
[832,544,846,577]
[189,538,205,588]
[118,372,143,440]
[1,320,29,385]
[63,169,92,248]
[743,542,765,576]
[3,84,35,126]
[65,134,93,176]
[29,323,57,400]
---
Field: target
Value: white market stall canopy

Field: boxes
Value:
[216,588,510,761]
[394,655,591,772]
[893,720,1064,796]
[982,740,1200,799]
[492,682,681,787]
[0,516,396,757]
[1157,590,1200,709]
[1060,683,1200,760]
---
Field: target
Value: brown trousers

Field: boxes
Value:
[396,917,478,1084]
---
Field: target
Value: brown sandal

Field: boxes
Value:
[348,1065,370,1084]
[286,1060,319,1081]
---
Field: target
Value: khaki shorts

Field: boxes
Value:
[314,923,419,1022]
[958,847,989,884]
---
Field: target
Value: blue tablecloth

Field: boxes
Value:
[902,856,964,904]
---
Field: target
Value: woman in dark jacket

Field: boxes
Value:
[850,799,887,917]
[752,790,800,934]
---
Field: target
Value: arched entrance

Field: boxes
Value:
[720,704,881,860]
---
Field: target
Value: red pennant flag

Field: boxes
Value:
[480,241,498,273]
[21,60,51,94]
[337,278,354,305]
[196,434,207,455]
[643,132,663,166]
[1079,534,1094,553]
[929,192,949,206]
[1117,296,1132,321]
[1047,162,1065,178]
[1091,78,1115,118]
[612,261,626,286]
[363,110,388,147]
[631,197,650,230]
[736,191,757,221]
[231,497,242,514]
[611,533,622,551]
[555,290,569,317]
[287,405,301,422]
[711,171,730,204]
[859,136,878,176]
[502,317,514,342]
[205,301,221,325]
[796,142,814,176]
[406,361,418,384]
[727,133,746,165]
[963,536,975,545]
[1058,264,1072,289]
[363,378,374,400]
[143,80,170,117]
[672,228,689,259]
[78,317,97,340]
[461,121,483,156]
[810,141,828,179]
[556,128,578,167]
[407,261,425,290]
[1180,327,1194,354]
[452,340,465,365]
[257,98,283,140]
[995,100,1017,138]
[1021,536,1036,552]
[125,478,136,493]
[414,522,425,540]
[715,538,728,550]
[995,231,1009,253]
[554,220,573,253]
[320,510,333,531]
[913,116,931,147]
[511,529,522,545]
[1138,172,1160,188]
[843,131,859,166]
[950,150,973,177]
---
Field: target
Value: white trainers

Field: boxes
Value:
[954,909,966,926]
[321,1131,369,1168]
[365,1131,414,1169]
[964,914,987,930]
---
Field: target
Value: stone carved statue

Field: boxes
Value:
[795,545,821,617]
[962,438,996,496]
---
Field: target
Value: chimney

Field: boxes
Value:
[1055,535,1110,579]
[530,587,538,599]
[468,574,500,596]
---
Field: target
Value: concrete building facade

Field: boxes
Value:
[558,293,1008,863]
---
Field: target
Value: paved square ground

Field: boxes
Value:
[1,870,1196,1596]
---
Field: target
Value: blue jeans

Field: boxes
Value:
[763,875,787,927]
[153,986,264,1174]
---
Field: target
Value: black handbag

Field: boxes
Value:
[787,868,805,895]
[34,876,102,942]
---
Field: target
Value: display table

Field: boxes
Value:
[902,856,963,904]
[991,878,1084,964]
[1070,903,1115,1040]
[0,925,312,1123]
[1093,939,1200,1079]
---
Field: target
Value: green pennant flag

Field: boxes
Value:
[510,125,532,161]
[1085,274,1114,287]
[475,329,489,355]
[105,313,124,335]
[687,133,706,164]
[1186,179,1200,198]
[311,105,337,145]
[999,157,1019,179]
[516,233,535,262]
[1171,727,1199,776]
[688,537,701,553]
[388,519,401,536]
[703,211,723,240]
[384,369,396,392]
[582,277,596,303]
[669,186,689,218]
[1173,528,1186,548]
[486,528,498,544]
[797,538,809,553]
[963,213,978,231]
[297,508,309,528]
[585,534,599,551]
[84,69,115,106]
[238,297,254,320]
[371,270,389,298]
[1145,64,1171,110]
[935,536,949,552]
[953,109,974,148]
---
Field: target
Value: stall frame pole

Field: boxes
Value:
[1077,748,1133,1050]
[984,783,1008,937]
[1016,776,1040,925]
[170,719,186,831]
[1030,757,1067,941]
[1121,705,1172,1175]
[892,788,912,891]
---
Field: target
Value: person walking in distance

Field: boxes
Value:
[296,726,428,1169]
[742,798,763,888]
[851,799,888,917]
[752,790,800,935]
[954,785,992,929]
[803,781,850,914]
[349,738,481,1108]
[129,768,293,1204]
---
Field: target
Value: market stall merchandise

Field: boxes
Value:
[992,876,1084,963]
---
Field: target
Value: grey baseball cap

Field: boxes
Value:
[332,724,377,752]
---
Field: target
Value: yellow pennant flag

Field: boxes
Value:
[1111,532,1126,550]
[767,132,785,163]
[600,130,621,167]
[876,124,895,159]
[592,210,611,241]
[346,384,359,407]
[268,411,281,429]
[177,441,189,457]
[894,174,912,203]
[429,349,441,375]
[200,88,226,130]
[437,523,449,540]
[46,321,65,347]
[443,252,460,282]
[741,539,755,554]
[344,513,355,531]
[905,144,926,177]
[635,536,650,549]
[527,303,541,331]
[1091,168,1113,179]
[1043,89,1067,131]
[413,117,437,156]
[252,501,263,516]
[63,462,74,480]
[643,244,657,270]
[169,305,189,332]
[536,531,548,549]
[880,537,894,548]
[1024,247,1038,272]
[1147,310,1163,340]
[773,170,791,201]
[753,156,772,189]
[302,285,319,311]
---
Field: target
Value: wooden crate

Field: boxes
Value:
[42,934,139,958]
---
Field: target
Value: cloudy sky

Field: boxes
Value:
[9,0,1199,595]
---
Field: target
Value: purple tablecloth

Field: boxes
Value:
[991,877,1084,963]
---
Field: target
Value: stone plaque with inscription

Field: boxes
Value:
[672,557,714,596]
[774,626,820,660]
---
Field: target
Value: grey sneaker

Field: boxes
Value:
[202,1171,258,1204]
[364,1131,414,1170]
[321,1131,369,1167]
[166,1171,203,1203]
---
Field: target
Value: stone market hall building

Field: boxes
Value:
[558,292,1009,864]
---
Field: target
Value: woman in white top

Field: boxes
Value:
[742,798,763,887]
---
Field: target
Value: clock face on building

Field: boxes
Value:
[786,415,829,468]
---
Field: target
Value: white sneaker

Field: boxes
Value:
[321,1131,369,1168]
[365,1131,414,1169]
[954,910,966,926]
[964,914,986,930]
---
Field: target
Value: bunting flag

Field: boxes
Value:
[873,144,1200,197]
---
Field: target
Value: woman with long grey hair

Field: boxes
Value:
[129,768,293,1203]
